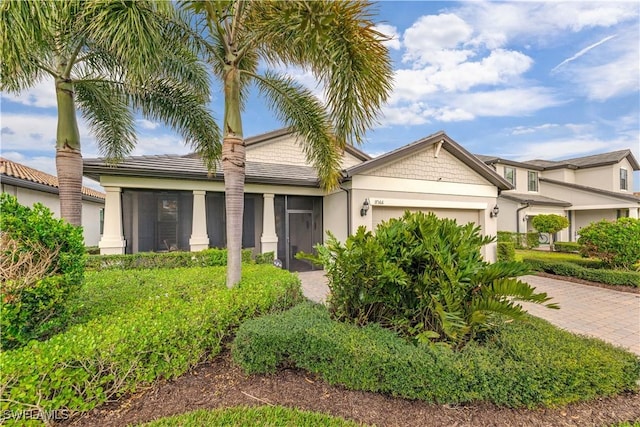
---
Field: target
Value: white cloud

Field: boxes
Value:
[451,87,564,118]
[1,78,57,108]
[552,34,617,72]
[374,24,401,50]
[136,119,161,130]
[510,123,594,136]
[511,136,635,162]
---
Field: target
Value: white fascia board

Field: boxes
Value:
[351,175,497,198]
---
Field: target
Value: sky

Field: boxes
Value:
[1,1,639,191]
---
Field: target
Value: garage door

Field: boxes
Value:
[372,206,480,228]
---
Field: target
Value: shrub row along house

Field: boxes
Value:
[84,130,511,269]
[476,150,640,242]
[0,157,105,246]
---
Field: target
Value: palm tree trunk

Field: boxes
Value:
[223,64,245,287]
[55,77,83,227]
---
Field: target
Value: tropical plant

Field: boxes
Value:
[308,212,558,348]
[578,218,640,270]
[531,214,569,251]
[1,1,219,227]
[186,0,392,286]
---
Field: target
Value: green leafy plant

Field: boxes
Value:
[309,212,557,348]
[0,265,302,424]
[553,241,581,253]
[255,251,275,265]
[0,194,85,349]
[578,218,640,270]
[497,242,516,261]
[531,214,569,251]
[522,259,640,287]
[233,302,640,408]
[497,231,540,249]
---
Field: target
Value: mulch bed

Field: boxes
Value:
[61,350,640,427]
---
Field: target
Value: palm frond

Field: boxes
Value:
[247,0,393,146]
[127,79,222,172]
[251,70,342,190]
[75,80,136,163]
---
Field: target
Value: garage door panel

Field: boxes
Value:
[372,206,479,228]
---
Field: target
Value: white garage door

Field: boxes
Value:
[372,206,480,228]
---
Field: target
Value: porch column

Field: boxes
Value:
[260,193,278,254]
[98,186,126,255]
[189,190,209,251]
[629,207,639,219]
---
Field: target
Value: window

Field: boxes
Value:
[528,171,538,192]
[620,168,628,190]
[503,166,516,187]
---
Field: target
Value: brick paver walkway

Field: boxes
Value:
[297,271,640,355]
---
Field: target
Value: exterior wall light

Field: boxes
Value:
[490,204,500,218]
[360,198,370,216]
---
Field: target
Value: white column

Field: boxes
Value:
[98,187,126,255]
[189,190,209,251]
[260,193,278,254]
[629,207,639,219]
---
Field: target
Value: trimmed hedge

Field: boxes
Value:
[553,242,581,253]
[523,259,640,287]
[142,406,364,427]
[497,231,540,249]
[0,265,303,425]
[233,303,640,408]
[497,242,515,262]
[517,250,604,269]
[85,248,253,271]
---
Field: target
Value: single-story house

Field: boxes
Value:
[1,157,106,246]
[477,150,640,242]
[84,129,511,270]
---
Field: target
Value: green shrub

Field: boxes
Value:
[310,212,556,348]
[497,242,515,262]
[233,302,640,408]
[85,246,100,255]
[523,259,640,287]
[0,265,303,424]
[517,250,604,268]
[141,406,364,427]
[578,218,640,270]
[0,194,86,350]
[255,251,275,265]
[85,248,253,271]
[553,242,581,253]
[531,214,569,251]
[496,231,540,249]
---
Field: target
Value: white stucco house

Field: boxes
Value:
[84,130,511,270]
[477,150,640,242]
[0,157,106,246]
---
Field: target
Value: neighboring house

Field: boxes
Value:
[477,150,640,242]
[0,157,106,246]
[84,130,510,270]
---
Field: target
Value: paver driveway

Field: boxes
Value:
[297,271,640,356]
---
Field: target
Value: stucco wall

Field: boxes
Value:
[542,168,575,184]
[574,165,615,192]
[540,180,635,207]
[2,184,104,246]
[574,209,618,238]
[323,190,348,243]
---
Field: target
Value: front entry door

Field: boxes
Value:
[287,210,314,271]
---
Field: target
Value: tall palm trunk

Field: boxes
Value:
[55,76,83,227]
[223,65,245,287]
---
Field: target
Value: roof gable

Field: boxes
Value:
[1,157,105,200]
[346,131,512,190]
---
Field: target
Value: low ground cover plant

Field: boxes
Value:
[141,406,363,427]
[0,194,85,350]
[306,212,557,348]
[0,265,302,425]
[233,302,640,408]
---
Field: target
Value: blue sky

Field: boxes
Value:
[1,1,639,191]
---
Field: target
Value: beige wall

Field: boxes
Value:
[246,132,364,169]
[323,190,348,243]
[574,165,615,192]
[499,165,540,193]
[574,209,618,239]
[2,184,104,246]
[542,168,575,184]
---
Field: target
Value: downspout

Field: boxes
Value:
[339,185,351,237]
[516,202,530,234]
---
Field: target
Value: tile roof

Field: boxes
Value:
[83,155,321,187]
[477,149,639,171]
[1,157,105,200]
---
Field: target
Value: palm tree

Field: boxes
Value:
[187,0,393,286]
[1,1,220,226]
